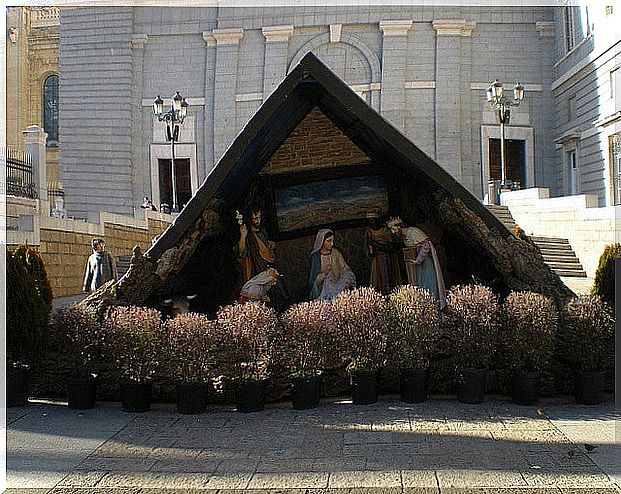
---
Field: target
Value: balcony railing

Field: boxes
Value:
[4,148,38,199]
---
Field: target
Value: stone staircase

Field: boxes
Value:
[486,205,587,278]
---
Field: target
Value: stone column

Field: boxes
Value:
[212,28,244,162]
[379,20,412,132]
[262,25,294,101]
[432,20,475,180]
[130,34,148,214]
[202,31,216,175]
[23,125,48,201]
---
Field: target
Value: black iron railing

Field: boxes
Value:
[5,148,38,199]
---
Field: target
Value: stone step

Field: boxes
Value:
[116,255,131,279]
[534,242,574,251]
[553,268,587,278]
[530,236,569,244]
[541,254,582,262]
[546,261,586,270]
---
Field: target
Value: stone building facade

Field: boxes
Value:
[6,7,61,194]
[55,5,620,220]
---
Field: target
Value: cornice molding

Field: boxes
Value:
[432,19,476,37]
[212,28,244,46]
[202,31,215,47]
[262,25,294,43]
[379,20,413,37]
[131,34,148,48]
[536,21,555,38]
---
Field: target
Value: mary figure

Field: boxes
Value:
[308,229,356,300]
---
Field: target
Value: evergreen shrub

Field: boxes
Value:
[592,243,620,309]
[6,249,50,365]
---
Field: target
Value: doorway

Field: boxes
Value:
[567,150,578,196]
[158,158,192,211]
[489,139,526,187]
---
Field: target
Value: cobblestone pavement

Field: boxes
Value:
[5,396,620,493]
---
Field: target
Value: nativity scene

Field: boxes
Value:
[85,53,573,317]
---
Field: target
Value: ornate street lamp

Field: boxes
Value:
[153,92,188,212]
[486,80,525,198]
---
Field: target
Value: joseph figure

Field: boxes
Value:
[235,207,276,282]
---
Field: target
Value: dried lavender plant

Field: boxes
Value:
[560,294,614,372]
[105,306,164,383]
[281,300,340,378]
[52,304,104,378]
[445,284,500,369]
[166,313,220,383]
[332,287,389,371]
[501,291,558,372]
[217,302,281,381]
[387,285,441,370]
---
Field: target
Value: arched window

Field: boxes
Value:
[43,75,59,146]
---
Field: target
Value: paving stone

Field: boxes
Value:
[149,457,220,473]
[400,469,437,487]
[75,457,156,471]
[56,470,107,487]
[328,470,401,488]
[96,472,211,488]
[247,472,329,489]
[521,471,617,488]
[436,469,527,488]
[203,472,252,489]
[213,458,260,473]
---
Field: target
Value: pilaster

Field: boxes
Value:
[433,19,476,180]
[262,25,294,100]
[212,28,244,161]
[202,31,216,175]
[23,125,48,201]
[379,20,412,131]
[130,34,148,211]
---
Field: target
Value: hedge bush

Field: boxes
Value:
[7,250,50,365]
[592,243,620,309]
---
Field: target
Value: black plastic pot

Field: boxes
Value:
[291,375,322,410]
[67,377,97,409]
[7,366,28,407]
[176,382,209,414]
[400,368,429,404]
[120,380,152,412]
[236,379,267,413]
[457,368,487,404]
[350,369,379,405]
[511,370,539,406]
[574,370,605,405]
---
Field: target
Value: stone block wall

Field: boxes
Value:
[263,108,370,175]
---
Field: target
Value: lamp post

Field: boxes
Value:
[153,92,188,212]
[486,80,525,200]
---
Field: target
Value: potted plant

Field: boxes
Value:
[217,302,281,412]
[281,300,339,409]
[501,291,558,405]
[6,250,51,407]
[387,285,441,403]
[105,305,164,412]
[445,284,500,404]
[166,312,220,414]
[559,294,614,405]
[332,287,389,405]
[52,304,104,409]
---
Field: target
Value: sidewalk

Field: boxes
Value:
[5,395,620,493]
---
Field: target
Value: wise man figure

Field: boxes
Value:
[388,217,447,309]
[235,206,277,283]
[366,212,401,294]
